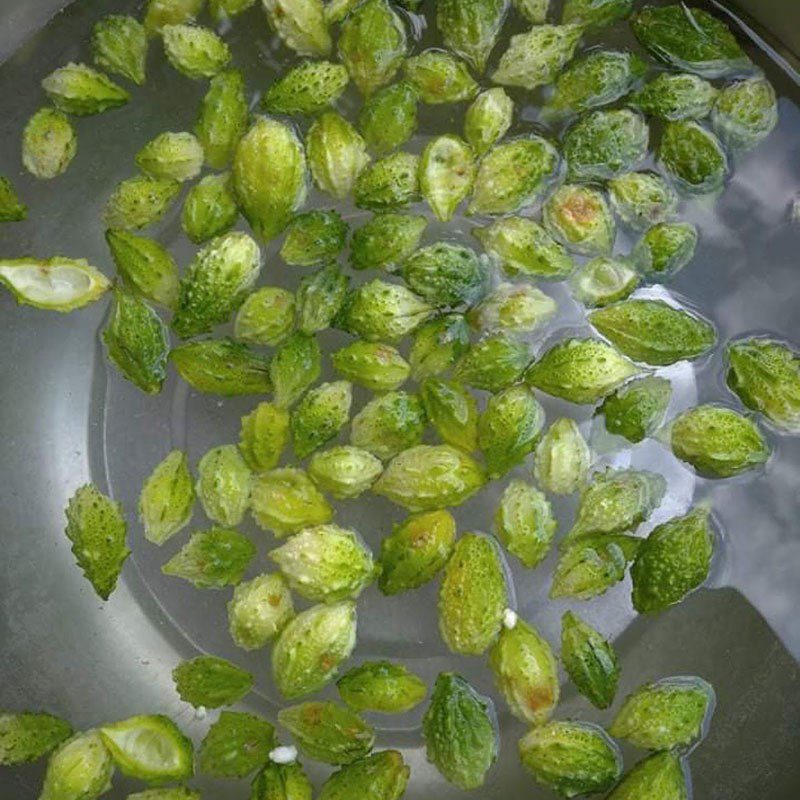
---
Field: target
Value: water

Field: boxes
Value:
[0,1,798,798]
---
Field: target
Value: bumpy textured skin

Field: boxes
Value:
[492,24,583,89]
[271,602,357,699]
[39,730,114,800]
[712,77,778,151]
[318,750,410,800]
[138,449,195,545]
[551,533,640,600]
[358,82,419,155]
[0,712,72,766]
[337,661,427,714]
[419,136,477,222]
[278,702,374,765]
[250,760,313,800]
[64,484,130,600]
[409,314,470,380]
[403,50,479,105]
[270,333,322,410]
[102,287,169,394]
[182,173,239,244]
[464,88,513,156]
[422,673,498,790]
[631,221,698,275]
[99,715,193,782]
[91,15,147,85]
[513,0,549,24]
[437,0,508,74]
[402,243,486,308]
[172,232,262,338]
[468,136,559,215]
[546,50,647,117]
[607,171,678,231]
[162,527,255,588]
[488,618,559,724]
[350,214,427,271]
[439,533,507,655]
[564,108,649,182]
[568,467,666,540]
[631,507,715,613]
[373,445,485,511]
[144,0,204,35]
[632,72,719,121]
[601,375,672,443]
[196,70,249,169]
[570,256,638,308]
[280,210,348,267]
[421,377,479,452]
[195,444,252,527]
[307,112,370,200]
[494,479,557,568]
[106,229,179,309]
[341,279,433,342]
[250,468,333,536]
[235,288,296,347]
[233,116,308,241]
[41,62,130,115]
[659,120,729,194]
[136,131,204,182]
[631,4,749,78]
[478,385,545,478]
[727,338,800,433]
[0,177,27,222]
[354,152,420,211]
[605,751,688,800]
[308,446,384,499]
[338,0,407,96]
[670,404,770,478]
[297,265,349,334]
[561,611,619,709]
[518,720,622,798]
[562,0,632,29]
[534,417,590,496]
[263,0,332,57]
[468,283,557,334]
[589,298,716,366]
[22,108,77,179]
[292,381,353,459]
[332,342,410,392]
[104,175,181,230]
[526,338,638,404]
[454,334,531,393]
[170,339,272,396]
[351,391,426,460]
[269,524,375,603]
[227,572,294,650]
[378,509,457,594]
[609,677,713,750]
[263,61,350,116]
[162,24,232,79]
[172,655,254,708]
[210,0,256,21]
[198,711,276,778]
[474,217,573,279]
[543,184,615,256]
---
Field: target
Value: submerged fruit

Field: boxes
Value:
[439,533,508,655]
[422,673,498,790]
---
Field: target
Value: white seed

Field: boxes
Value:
[269,745,298,764]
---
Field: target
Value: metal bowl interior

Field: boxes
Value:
[1,1,799,798]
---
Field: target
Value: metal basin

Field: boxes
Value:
[1,1,799,798]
